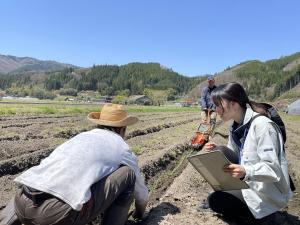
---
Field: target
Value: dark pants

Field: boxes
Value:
[14,166,136,225]
[208,191,255,222]
[207,146,255,222]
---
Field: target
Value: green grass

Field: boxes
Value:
[280,112,300,122]
[131,146,142,155]
[39,106,57,114]
[126,105,199,113]
[0,103,99,115]
[0,102,199,116]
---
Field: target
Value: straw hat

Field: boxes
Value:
[87,103,138,127]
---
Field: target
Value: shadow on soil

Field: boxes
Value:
[217,211,300,225]
[126,202,180,225]
[275,211,300,225]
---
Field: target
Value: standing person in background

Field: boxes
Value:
[200,76,217,124]
[203,82,293,224]
[2,103,148,225]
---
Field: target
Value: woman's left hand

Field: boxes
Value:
[224,164,246,179]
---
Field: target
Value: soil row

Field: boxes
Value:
[143,118,300,225]
[0,115,199,161]
[0,119,199,210]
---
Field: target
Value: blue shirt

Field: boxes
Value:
[200,85,217,110]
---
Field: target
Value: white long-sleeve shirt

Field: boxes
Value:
[14,129,149,211]
[227,108,293,219]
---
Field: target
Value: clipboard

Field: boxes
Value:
[187,150,249,191]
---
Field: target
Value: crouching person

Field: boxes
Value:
[12,103,149,225]
[203,83,293,224]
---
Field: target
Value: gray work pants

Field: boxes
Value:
[14,166,136,225]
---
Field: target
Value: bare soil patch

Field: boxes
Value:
[1,112,300,225]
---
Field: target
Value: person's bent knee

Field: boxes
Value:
[207,191,223,213]
[121,166,136,189]
[200,111,207,121]
[107,166,135,208]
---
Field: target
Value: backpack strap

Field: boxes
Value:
[247,114,264,129]
[248,113,295,192]
[236,114,264,163]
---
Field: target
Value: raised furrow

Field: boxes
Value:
[137,113,199,122]
[0,147,54,176]
[0,113,199,142]
[0,115,77,122]
[53,117,200,140]
[0,138,65,160]
[1,118,82,129]
[1,123,32,129]
[126,117,199,139]
[0,141,198,214]
[0,111,196,123]
[0,119,198,175]
[0,136,20,141]
[0,118,201,220]
[53,128,91,139]
[141,142,193,183]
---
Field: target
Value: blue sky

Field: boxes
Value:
[0,0,299,76]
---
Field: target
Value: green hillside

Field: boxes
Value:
[236,52,300,100]
[44,63,199,95]
[0,63,200,100]
[189,52,300,101]
[1,52,300,102]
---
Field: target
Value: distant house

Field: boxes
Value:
[65,97,75,101]
[180,99,194,107]
[0,91,5,99]
[98,96,113,103]
[128,95,152,105]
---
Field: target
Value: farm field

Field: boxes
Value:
[0,103,300,225]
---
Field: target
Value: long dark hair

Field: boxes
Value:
[211,82,268,116]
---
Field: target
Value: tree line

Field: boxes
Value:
[45,63,198,95]
[1,53,300,101]
[235,52,300,100]
[0,63,199,99]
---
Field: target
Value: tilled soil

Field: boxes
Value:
[143,118,300,225]
[1,112,300,225]
[0,112,200,209]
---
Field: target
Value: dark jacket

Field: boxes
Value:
[200,85,217,110]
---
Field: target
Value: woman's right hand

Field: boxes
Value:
[203,142,217,151]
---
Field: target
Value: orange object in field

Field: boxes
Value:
[191,132,208,146]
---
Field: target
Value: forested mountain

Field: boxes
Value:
[1,52,300,101]
[0,54,77,74]
[189,52,300,101]
[0,63,201,99]
[44,63,200,95]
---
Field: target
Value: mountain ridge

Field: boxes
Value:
[188,52,300,101]
[1,52,300,102]
[0,54,78,74]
